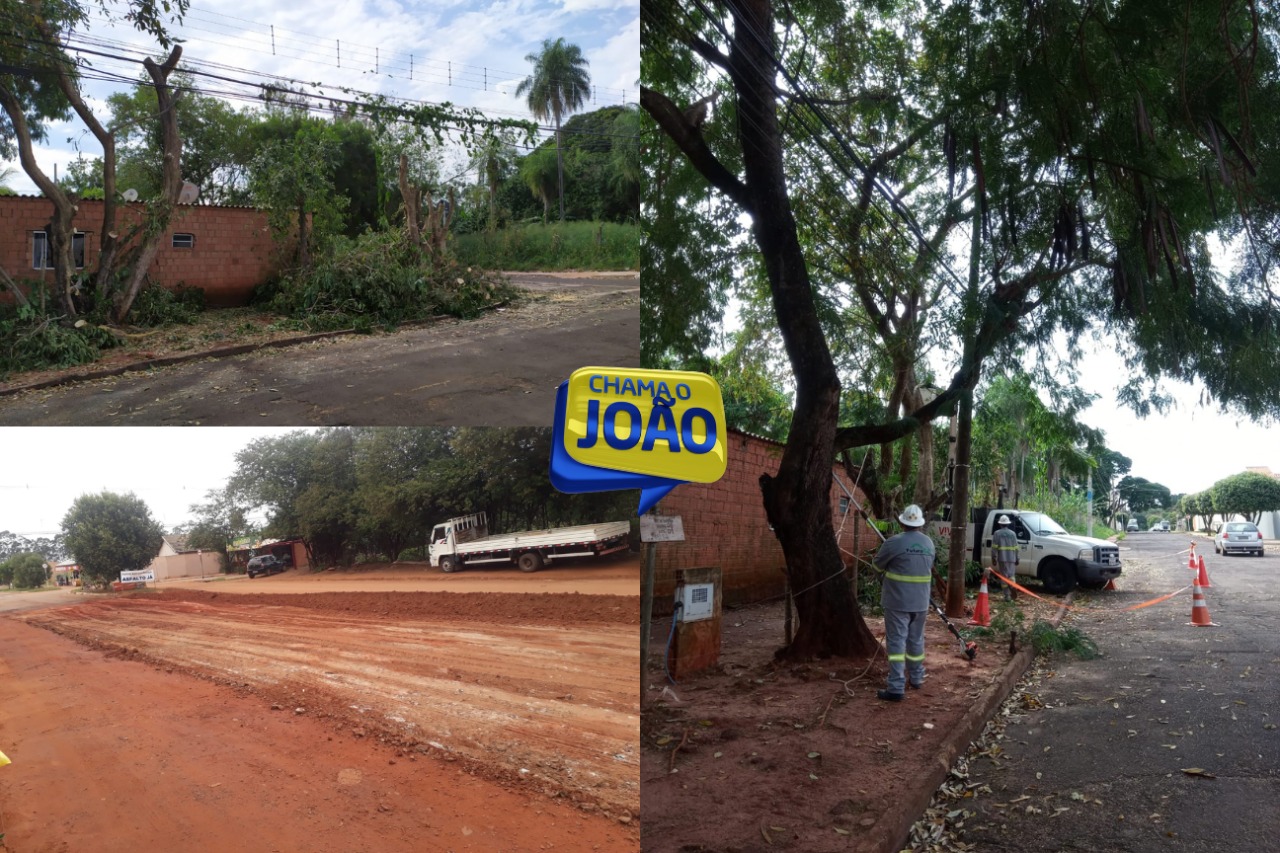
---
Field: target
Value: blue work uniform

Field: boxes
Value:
[874,529,936,694]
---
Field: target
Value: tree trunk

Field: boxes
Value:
[398,152,421,249]
[946,388,974,617]
[0,82,78,318]
[555,116,565,222]
[730,0,875,660]
[112,47,184,324]
[37,17,122,302]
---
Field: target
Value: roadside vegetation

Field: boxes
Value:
[183,427,636,570]
[1,4,637,377]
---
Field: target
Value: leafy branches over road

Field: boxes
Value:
[644,0,1280,659]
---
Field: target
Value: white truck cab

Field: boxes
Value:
[967,507,1121,595]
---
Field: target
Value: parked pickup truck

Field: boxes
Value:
[428,512,631,573]
[966,507,1121,595]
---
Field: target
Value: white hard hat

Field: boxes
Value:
[898,504,926,528]
[997,515,1011,525]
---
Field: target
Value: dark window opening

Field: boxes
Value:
[172,232,195,249]
[32,231,86,269]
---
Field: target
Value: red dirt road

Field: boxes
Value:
[0,590,638,852]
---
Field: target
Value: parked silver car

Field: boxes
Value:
[1214,521,1264,556]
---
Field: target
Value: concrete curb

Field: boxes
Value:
[858,595,1074,853]
[0,328,359,398]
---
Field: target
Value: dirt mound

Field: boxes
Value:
[144,586,640,625]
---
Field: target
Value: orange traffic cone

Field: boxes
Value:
[1197,554,1212,588]
[1188,578,1217,627]
[1103,577,1119,591]
[968,572,992,626]
[1188,545,1198,570]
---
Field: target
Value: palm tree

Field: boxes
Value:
[515,37,590,223]
[470,133,515,232]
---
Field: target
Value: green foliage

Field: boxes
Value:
[60,491,163,586]
[1209,472,1280,524]
[249,130,349,264]
[0,293,118,378]
[1027,620,1100,660]
[265,229,518,330]
[451,221,638,271]
[3,552,49,589]
[127,284,203,327]
[228,427,635,567]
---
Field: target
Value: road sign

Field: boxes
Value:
[640,515,685,543]
[120,570,155,584]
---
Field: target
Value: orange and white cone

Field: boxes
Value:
[1197,554,1212,588]
[1188,578,1217,627]
[1103,577,1119,591]
[968,572,992,626]
[1188,545,1198,570]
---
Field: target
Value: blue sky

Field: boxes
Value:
[2,0,639,193]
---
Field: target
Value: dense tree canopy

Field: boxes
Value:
[1210,471,1280,525]
[225,427,635,568]
[60,491,164,586]
[1,552,49,589]
[644,0,1280,659]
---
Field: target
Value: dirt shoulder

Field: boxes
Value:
[641,592,1069,853]
[2,587,639,852]
[165,554,641,598]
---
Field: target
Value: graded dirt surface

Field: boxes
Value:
[0,587,639,852]
[165,554,642,598]
[640,590,1070,853]
[0,278,639,426]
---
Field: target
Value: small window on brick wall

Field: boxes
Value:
[172,233,195,249]
[839,495,850,513]
[32,231,86,269]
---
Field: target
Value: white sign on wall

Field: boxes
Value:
[640,515,685,543]
[120,570,155,583]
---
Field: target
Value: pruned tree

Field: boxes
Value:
[0,0,188,322]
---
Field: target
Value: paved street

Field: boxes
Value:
[956,532,1280,851]
[0,273,638,426]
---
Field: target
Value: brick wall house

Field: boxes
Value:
[652,429,879,612]
[0,195,281,307]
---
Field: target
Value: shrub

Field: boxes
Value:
[1027,619,1100,659]
[0,291,118,378]
[452,221,640,271]
[127,284,204,327]
[265,230,519,330]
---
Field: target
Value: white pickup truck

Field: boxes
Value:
[966,507,1121,594]
[427,512,632,573]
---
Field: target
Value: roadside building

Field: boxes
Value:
[651,429,879,613]
[0,195,281,307]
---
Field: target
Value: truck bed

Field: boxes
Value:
[454,521,631,554]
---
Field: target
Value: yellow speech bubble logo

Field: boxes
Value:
[564,367,727,483]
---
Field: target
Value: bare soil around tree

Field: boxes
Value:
[640,593,1069,853]
[0,584,639,852]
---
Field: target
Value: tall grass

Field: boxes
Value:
[452,221,639,271]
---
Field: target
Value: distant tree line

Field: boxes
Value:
[187,427,636,568]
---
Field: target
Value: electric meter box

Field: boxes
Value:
[678,582,716,622]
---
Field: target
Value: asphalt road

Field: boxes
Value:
[956,533,1280,851]
[0,273,638,426]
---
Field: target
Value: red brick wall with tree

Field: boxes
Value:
[0,196,279,307]
[652,429,879,612]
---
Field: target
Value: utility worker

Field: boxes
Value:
[873,504,935,701]
[991,514,1019,601]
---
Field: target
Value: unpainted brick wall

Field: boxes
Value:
[652,430,879,612]
[0,196,279,307]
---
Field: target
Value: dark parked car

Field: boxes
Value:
[1214,521,1264,556]
[246,555,286,578]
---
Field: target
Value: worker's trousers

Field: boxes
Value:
[884,609,926,693]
